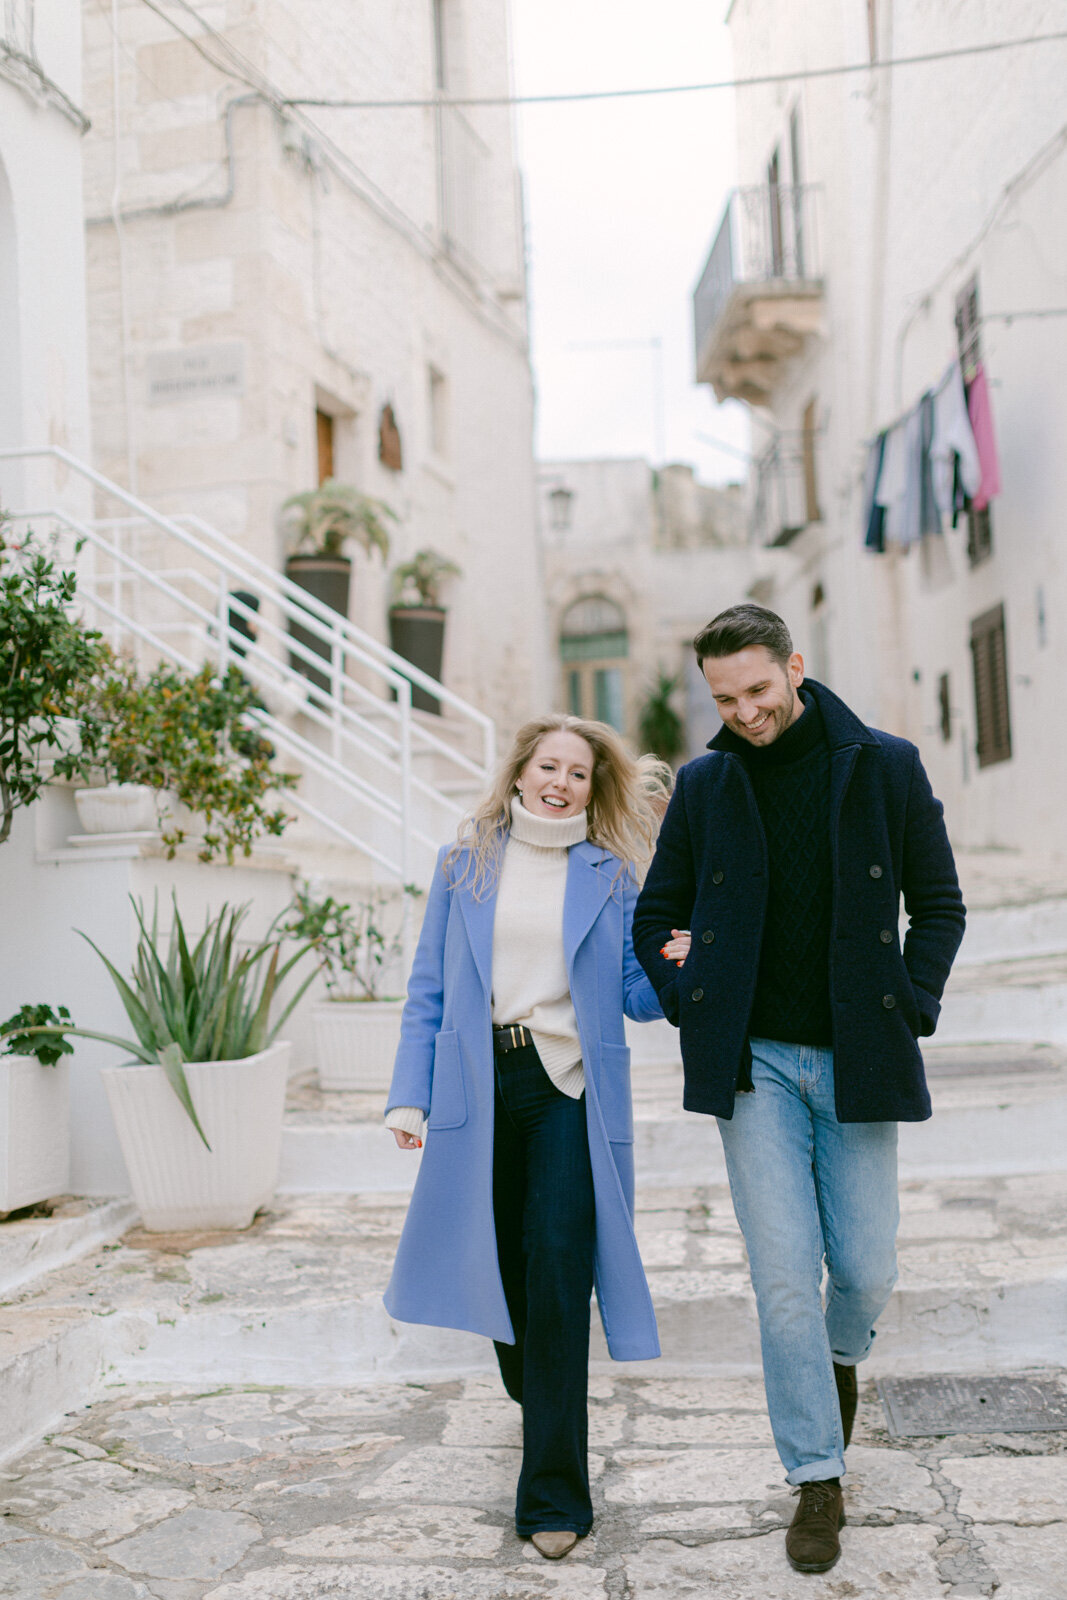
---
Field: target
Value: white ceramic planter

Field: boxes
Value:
[313,1000,404,1092]
[0,1056,71,1213]
[101,1042,291,1232]
[74,783,159,835]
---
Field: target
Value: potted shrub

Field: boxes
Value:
[11,898,317,1231]
[387,548,461,714]
[68,651,298,862]
[0,524,103,846]
[279,480,395,691]
[637,671,686,764]
[282,882,420,1092]
[0,1006,73,1213]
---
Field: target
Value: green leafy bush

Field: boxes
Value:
[0,1004,74,1067]
[637,671,686,765]
[0,524,104,845]
[282,882,421,1001]
[68,651,297,862]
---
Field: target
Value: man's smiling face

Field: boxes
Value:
[702,645,806,746]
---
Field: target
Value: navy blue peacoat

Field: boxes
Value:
[632,679,966,1123]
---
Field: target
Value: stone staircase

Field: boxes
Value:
[2,859,1066,1471]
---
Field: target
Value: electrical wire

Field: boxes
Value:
[282,29,1067,111]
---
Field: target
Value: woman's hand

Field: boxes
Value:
[391,1129,423,1150]
[660,929,692,967]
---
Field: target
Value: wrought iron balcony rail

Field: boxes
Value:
[694,183,821,363]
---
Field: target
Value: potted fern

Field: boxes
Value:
[282,882,419,1091]
[279,480,395,692]
[387,548,461,714]
[0,1006,73,1213]
[9,899,317,1231]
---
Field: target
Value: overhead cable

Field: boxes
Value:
[281,30,1067,111]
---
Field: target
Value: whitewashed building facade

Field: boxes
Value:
[80,0,549,733]
[537,459,791,760]
[695,0,1067,856]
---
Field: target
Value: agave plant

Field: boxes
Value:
[2,898,316,1150]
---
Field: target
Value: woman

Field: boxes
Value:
[384,714,686,1559]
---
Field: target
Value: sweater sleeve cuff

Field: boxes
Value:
[385,1106,427,1137]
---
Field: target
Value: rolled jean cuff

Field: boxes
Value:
[788,1456,846,1487]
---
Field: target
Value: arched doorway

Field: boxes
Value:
[559,595,628,730]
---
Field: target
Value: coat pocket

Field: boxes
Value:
[598,1041,634,1144]
[427,1029,468,1130]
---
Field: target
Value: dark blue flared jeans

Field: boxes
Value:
[492,1040,596,1536]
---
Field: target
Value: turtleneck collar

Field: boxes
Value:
[509,794,588,850]
[717,687,826,768]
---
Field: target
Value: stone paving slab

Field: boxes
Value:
[0,1374,1064,1598]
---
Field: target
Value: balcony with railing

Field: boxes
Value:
[693,183,823,406]
[750,434,819,547]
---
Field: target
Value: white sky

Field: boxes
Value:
[509,0,751,483]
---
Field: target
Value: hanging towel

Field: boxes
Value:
[930,360,981,513]
[918,390,940,537]
[880,407,924,547]
[863,431,887,551]
[966,363,1001,511]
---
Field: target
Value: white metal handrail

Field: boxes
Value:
[0,446,496,894]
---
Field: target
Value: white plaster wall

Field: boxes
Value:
[80,0,549,739]
[0,0,92,506]
[720,0,1067,856]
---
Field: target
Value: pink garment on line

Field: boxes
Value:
[966,363,1001,512]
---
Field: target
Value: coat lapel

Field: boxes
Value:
[564,841,618,974]
[455,866,498,1000]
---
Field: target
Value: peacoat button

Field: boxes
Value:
[691,988,704,1002]
[879,929,893,944]
[882,993,897,1009]
[869,864,883,879]
[702,930,715,944]
[712,870,725,885]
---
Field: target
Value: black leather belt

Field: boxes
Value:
[493,1023,533,1053]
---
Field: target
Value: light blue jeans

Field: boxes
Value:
[717,1038,899,1484]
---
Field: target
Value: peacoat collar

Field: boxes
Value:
[706,677,880,755]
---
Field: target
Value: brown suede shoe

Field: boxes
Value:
[834,1361,858,1449]
[785,1478,845,1573]
[531,1531,579,1560]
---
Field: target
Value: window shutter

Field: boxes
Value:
[970,603,1012,767]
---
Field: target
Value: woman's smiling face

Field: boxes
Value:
[517,730,594,819]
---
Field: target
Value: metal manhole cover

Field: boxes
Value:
[878,1374,1067,1436]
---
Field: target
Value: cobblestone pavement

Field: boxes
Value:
[1,1368,1066,1597]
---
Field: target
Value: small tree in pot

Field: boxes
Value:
[388,548,461,715]
[282,881,422,1091]
[0,524,103,846]
[280,480,395,692]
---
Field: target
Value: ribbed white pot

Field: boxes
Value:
[313,1000,404,1092]
[0,1057,71,1213]
[101,1042,291,1232]
[74,783,158,835]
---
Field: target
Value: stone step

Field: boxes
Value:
[1,1173,1063,1443]
[938,953,1067,1044]
[277,1043,1067,1194]
[0,1196,137,1297]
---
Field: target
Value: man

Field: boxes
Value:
[632,603,965,1574]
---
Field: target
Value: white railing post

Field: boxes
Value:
[216,581,230,675]
[397,675,415,973]
[330,617,345,765]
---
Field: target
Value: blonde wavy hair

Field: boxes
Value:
[444,714,669,898]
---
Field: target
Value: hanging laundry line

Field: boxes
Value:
[862,357,1000,554]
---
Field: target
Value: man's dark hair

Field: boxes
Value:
[693,603,793,667]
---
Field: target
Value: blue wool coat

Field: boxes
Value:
[632,680,966,1124]
[384,838,663,1362]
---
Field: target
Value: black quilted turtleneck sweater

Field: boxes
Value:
[717,688,834,1047]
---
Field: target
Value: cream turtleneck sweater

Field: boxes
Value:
[385,797,588,1137]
